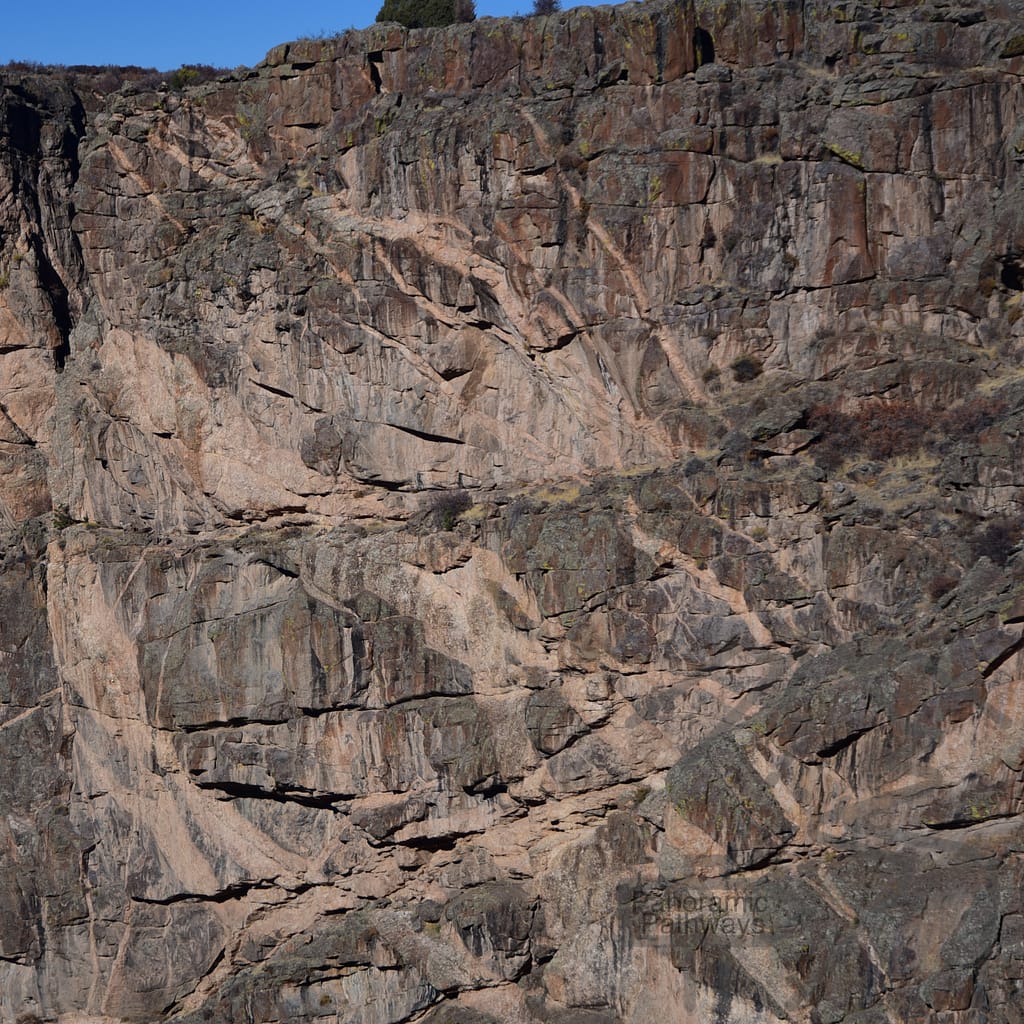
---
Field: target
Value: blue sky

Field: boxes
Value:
[2,1,597,71]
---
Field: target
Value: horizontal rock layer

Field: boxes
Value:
[1,0,1024,1021]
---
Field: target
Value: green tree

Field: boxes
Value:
[376,0,475,27]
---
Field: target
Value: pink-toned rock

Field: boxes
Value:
[3,1,1024,1021]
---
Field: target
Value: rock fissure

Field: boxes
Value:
[194,778,351,809]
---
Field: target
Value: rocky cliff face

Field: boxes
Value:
[2,1,1024,1021]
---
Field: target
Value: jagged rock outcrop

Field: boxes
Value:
[2,1,1024,1021]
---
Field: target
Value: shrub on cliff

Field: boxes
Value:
[807,394,1008,470]
[970,516,1018,567]
[428,489,472,530]
[532,0,561,13]
[808,399,927,468]
[376,0,475,27]
[166,64,229,91]
[730,355,763,383]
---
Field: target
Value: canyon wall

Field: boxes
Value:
[2,0,1024,1020]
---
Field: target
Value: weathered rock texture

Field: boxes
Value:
[2,0,1024,1020]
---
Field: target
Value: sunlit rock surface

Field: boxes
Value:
[2,1,1024,1020]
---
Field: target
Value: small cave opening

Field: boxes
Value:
[694,28,716,67]
[367,51,383,94]
[1000,256,1024,291]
